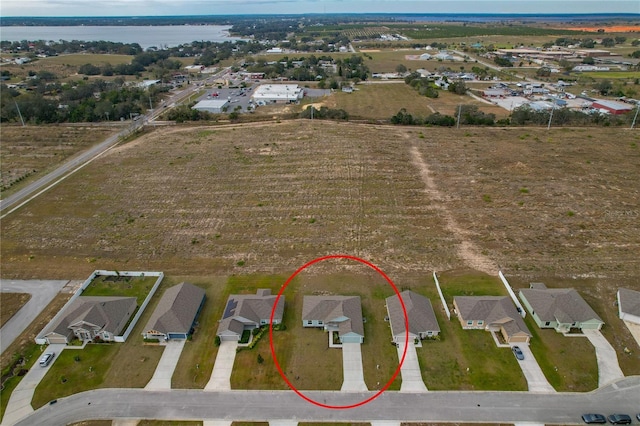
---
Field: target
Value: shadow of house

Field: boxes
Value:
[142,282,205,340]
[302,295,364,344]
[216,289,284,342]
[386,290,440,344]
[519,283,604,333]
[41,296,137,344]
[453,296,531,344]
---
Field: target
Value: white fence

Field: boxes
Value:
[36,270,163,345]
[433,271,451,320]
[499,271,526,318]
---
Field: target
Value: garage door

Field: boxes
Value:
[167,333,186,339]
[46,336,68,345]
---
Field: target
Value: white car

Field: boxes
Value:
[39,352,55,367]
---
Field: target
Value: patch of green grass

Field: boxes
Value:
[32,344,119,408]
[522,315,597,391]
[82,275,157,305]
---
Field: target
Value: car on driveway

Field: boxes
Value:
[39,352,55,367]
[512,346,525,360]
[582,413,606,424]
[607,414,632,424]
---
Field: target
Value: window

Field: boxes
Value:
[318,321,324,325]
[478,320,484,326]
[544,321,551,326]
[467,320,474,326]
[306,320,313,325]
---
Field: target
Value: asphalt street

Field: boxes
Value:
[0,280,68,354]
[15,377,640,425]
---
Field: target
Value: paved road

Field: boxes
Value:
[0,280,68,354]
[14,376,640,425]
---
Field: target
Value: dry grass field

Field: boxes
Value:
[0,293,30,327]
[1,121,639,381]
[0,125,120,198]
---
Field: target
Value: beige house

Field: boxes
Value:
[302,295,364,344]
[386,290,440,343]
[42,296,137,344]
[519,283,604,332]
[453,296,531,344]
[216,289,284,341]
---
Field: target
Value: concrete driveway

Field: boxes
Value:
[583,329,625,387]
[396,342,427,392]
[0,280,68,354]
[205,340,238,391]
[511,344,555,393]
[144,340,186,390]
[341,342,367,391]
[1,343,66,426]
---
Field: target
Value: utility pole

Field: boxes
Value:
[456,104,462,129]
[14,100,25,127]
[310,105,314,120]
[547,98,556,130]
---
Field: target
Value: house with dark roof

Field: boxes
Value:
[142,282,205,340]
[216,289,284,341]
[519,283,604,332]
[42,296,137,344]
[386,290,440,343]
[302,295,364,344]
[453,296,531,344]
[617,288,640,325]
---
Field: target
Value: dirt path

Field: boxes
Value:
[409,145,498,275]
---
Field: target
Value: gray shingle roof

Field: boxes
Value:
[454,296,531,338]
[302,295,364,337]
[217,289,284,336]
[520,287,603,325]
[143,282,205,335]
[385,290,440,337]
[618,288,640,317]
[44,296,137,338]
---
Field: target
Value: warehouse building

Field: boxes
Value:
[591,99,634,115]
[251,84,304,105]
[192,99,230,114]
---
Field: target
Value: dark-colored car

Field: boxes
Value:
[607,414,632,424]
[512,345,525,361]
[582,413,606,424]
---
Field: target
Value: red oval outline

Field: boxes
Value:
[269,254,409,409]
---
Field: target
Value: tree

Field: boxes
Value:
[395,64,407,74]
[582,56,595,65]
[601,38,616,48]
[448,80,467,95]
[78,63,101,75]
[595,80,613,96]
[581,39,596,48]
[257,354,264,364]
[536,67,551,77]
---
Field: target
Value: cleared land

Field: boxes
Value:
[1,121,639,391]
[0,292,31,327]
[0,125,120,199]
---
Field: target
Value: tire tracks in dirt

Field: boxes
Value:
[409,144,498,275]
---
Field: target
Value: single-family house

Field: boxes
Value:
[386,290,440,343]
[453,296,531,344]
[519,283,604,332]
[42,296,137,344]
[617,288,640,325]
[142,282,206,340]
[302,295,364,344]
[216,289,284,341]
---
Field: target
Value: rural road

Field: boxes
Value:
[14,376,640,425]
[0,67,230,217]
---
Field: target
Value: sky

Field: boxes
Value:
[0,0,638,17]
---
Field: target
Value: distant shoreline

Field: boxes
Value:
[2,13,639,26]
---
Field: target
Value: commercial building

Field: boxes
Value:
[251,84,304,104]
[192,99,230,114]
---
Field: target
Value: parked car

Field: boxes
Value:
[607,414,632,424]
[636,414,640,421]
[582,414,606,424]
[39,352,55,367]
[512,345,525,361]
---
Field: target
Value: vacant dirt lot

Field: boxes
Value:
[0,124,119,198]
[0,292,30,327]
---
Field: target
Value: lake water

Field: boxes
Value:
[0,25,242,49]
